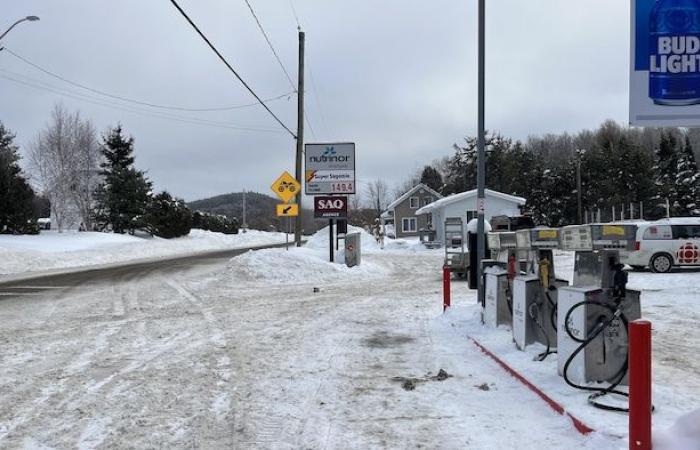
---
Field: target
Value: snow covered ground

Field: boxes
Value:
[453,250,700,447]
[0,229,697,448]
[0,229,291,277]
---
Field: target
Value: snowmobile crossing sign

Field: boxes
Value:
[271,171,301,204]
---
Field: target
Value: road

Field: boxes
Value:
[0,245,611,449]
[0,242,294,300]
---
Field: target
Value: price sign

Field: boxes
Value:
[305,143,355,195]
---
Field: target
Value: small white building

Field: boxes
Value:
[415,188,526,243]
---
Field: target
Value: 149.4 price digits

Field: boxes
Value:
[331,182,353,193]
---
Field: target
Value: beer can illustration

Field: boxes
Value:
[649,0,700,105]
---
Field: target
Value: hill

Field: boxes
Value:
[188,192,320,233]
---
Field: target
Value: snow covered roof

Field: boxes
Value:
[651,217,700,225]
[415,189,526,215]
[384,184,443,212]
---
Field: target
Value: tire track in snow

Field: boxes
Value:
[163,277,236,445]
[0,270,148,445]
[164,278,226,348]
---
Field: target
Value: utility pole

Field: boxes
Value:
[476,0,486,307]
[294,30,305,247]
[242,189,247,231]
[576,151,583,224]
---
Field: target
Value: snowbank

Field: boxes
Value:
[225,225,403,284]
[307,225,436,255]
[0,229,290,277]
[229,225,395,283]
[654,409,700,450]
[228,246,391,284]
[305,225,381,253]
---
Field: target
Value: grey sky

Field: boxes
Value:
[1,1,630,201]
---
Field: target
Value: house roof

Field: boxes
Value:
[415,188,526,215]
[384,183,443,212]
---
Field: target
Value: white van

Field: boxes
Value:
[621,218,700,273]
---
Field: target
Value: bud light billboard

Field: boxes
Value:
[631,0,700,126]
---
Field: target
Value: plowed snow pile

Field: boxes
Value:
[229,226,392,284]
[0,229,289,276]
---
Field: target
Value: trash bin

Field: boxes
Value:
[345,232,361,267]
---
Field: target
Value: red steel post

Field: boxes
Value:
[629,320,652,450]
[443,266,451,312]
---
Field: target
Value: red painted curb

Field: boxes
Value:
[470,337,595,435]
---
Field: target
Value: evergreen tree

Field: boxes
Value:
[652,131,680,217]
[419,165,443,192]
[675,136,700,216]
[192,211,240,234]
[144,191,192,238]
[93,126,152,233]
[0,123,37,234]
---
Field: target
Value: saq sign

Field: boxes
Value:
[631,0,700,126]
[314,196,348,219]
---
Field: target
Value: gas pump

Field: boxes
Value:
[511,228,568,360]
[483,232,518,328]
[557,224,641,412]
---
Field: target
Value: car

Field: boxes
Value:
[621,218,700,273]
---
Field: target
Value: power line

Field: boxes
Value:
[0,69,284,133]
[307,54,329,137]
[242,0,296,92]
[304,109,317,139]
[168,0,296,138]
[289,0,302,30]
[0,47,294,112]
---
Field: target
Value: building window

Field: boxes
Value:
[466,210,478,222]
[409,197,419,209]
[402,217,417,233]
[422,197,433,207]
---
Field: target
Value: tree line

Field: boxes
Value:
[385,120,699,227]
[0,105,238,237]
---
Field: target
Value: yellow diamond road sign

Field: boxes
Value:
[271,171,301,203]
[276,204,299,217]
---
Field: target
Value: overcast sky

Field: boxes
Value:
[1,1,630,201]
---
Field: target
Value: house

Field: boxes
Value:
[381,184,442,238]
[415,188,526,243]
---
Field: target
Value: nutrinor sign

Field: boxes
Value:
[631,0,700,126]
[305,143,356,195]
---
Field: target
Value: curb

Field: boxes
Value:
[469,337,595,436]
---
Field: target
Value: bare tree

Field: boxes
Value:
[28,104,101,231]
[71,119,100,230]
[348,193,362,211]
[366,178,390,219]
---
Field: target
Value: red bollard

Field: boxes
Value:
[629,320,652,450]
[443,266,451,312]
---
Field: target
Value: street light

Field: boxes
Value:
[0,16,41,42]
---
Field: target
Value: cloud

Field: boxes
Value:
[1,0,630,200]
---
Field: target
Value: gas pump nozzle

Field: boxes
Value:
[612,263,628,299]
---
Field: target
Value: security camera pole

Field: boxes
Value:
[294,30,305,247]
[476,0,486,307]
